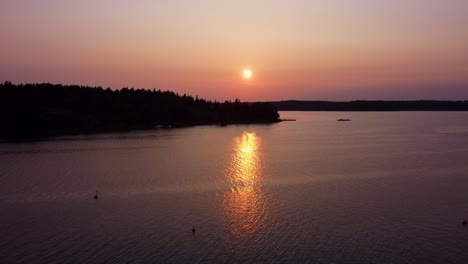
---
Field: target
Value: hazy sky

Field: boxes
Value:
[1,0,467,101]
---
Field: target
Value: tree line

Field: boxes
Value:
[0,81,279,138]
[271,100,468,111]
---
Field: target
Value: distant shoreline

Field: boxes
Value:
[271,100,468,111]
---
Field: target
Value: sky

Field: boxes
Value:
[1,0,467,101]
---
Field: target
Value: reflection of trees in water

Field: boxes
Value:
[222,132,269,237]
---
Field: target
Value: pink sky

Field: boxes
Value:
[1,0,467,101]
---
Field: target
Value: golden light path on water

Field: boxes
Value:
[222,132,269,238]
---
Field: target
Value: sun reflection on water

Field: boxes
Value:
[222,132,269,237]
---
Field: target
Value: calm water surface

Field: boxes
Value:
[1,112,468,263]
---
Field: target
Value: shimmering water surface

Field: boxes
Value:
[1,112,468,263]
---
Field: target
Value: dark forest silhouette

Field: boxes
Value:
[271,100,468,111]
[0,81,280,139]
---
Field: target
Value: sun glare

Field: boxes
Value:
[243,69,252,79]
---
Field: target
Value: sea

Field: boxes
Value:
[1,111,468,263]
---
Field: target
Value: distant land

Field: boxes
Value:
[0,82,279,140]
[271,100,468,111]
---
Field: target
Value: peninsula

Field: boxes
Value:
[0,82,280,139]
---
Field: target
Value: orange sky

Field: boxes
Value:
[1,0,467,101]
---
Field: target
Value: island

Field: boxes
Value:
[0,82,280,139]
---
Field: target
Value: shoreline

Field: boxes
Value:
[270,100,468,111]
[0,119,282,143]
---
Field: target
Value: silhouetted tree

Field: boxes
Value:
[0,82,280,138]
[271,100,468,111]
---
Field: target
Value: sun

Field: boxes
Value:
[243,69,253,79]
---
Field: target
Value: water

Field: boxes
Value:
[1,111,468,263]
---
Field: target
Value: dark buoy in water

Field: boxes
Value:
[94,190,98,200]
[192,226,196,233]
[463,220,467,226]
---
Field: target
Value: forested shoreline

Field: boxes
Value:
[0,82,280,139]
[271,100,468,111]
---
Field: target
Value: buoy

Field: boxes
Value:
[463,220,467,226]
[94,190,98,200]
[192,226,196,233]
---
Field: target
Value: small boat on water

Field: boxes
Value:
[337,119,351,122]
